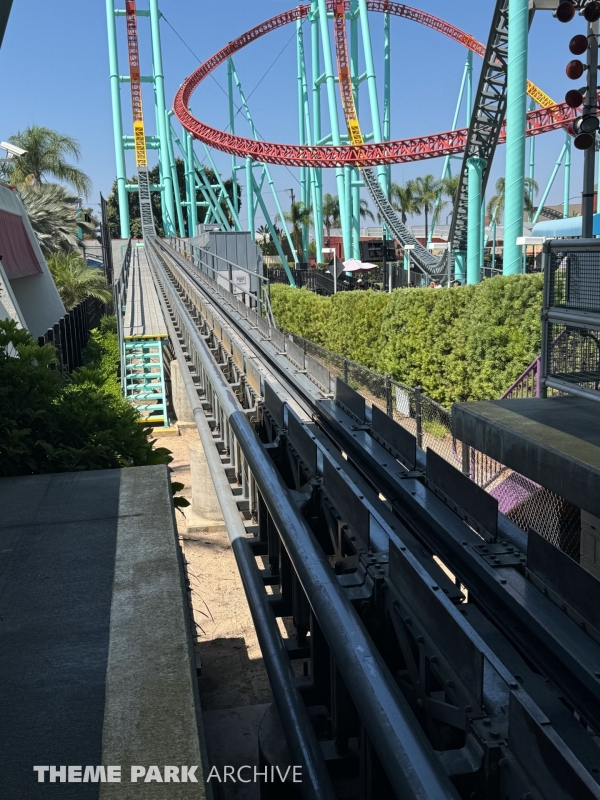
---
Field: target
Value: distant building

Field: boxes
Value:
[0,181,65,337]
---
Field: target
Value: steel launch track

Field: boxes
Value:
[148,237,600,765]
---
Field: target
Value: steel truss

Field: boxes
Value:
[144,233,600,799]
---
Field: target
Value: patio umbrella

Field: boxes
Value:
[342,259,378,272]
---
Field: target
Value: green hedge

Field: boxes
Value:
[270,274,543,406]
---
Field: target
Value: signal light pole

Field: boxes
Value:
[582,20,599,237]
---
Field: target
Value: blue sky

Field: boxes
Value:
[0,1,591,227]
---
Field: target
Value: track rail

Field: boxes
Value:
[146,234,600,799]
[448,0,511,259]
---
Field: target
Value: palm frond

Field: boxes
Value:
[46,251,112,310]
[20,183,92,256]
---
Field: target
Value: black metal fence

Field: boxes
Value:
[268,264,428,294]
[37,296,104,374]
[100,193,114,286]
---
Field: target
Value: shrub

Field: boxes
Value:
[82,315,121,397]
[0,319,171,477]
[270,274,544,405]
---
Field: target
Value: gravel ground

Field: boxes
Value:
[164,426,273,799]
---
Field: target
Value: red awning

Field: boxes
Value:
[0,208,42,279]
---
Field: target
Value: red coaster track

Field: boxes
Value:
[173,2,574,169]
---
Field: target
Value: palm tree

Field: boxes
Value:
[358,198,375,224]
[390,181,419,224]
[412,175,441,244]
[47,251,112,310]
[278,201,312,257]
[322,193,340,247]
[4,125,91,196]
[441,174,460,205]
[487,176,539,224]
[20,184,95,255]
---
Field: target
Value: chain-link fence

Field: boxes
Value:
[283,329,581,559]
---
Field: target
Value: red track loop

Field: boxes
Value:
[173,2,575,168]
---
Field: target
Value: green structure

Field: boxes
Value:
[503,0,529,275]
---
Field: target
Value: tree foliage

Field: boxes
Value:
[47,251,112,310]
[3,125,91,196]
[20,183,95,255]
[106,158,241,238]
[487,176,539,223]
[270,274,544,406]
[0,319,171,477]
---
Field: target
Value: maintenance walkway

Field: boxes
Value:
[119,242,170,426]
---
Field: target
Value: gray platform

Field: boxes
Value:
[123,244,167,340]
[452,395,600,518]
[0,467,206,798]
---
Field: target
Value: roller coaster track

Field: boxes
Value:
[174,3,567,171]
[125,0,156,237]
[142,234,600,799]
[446,0,512,265]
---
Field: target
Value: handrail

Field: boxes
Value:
[113,238,132,390]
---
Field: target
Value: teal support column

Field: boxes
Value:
[528,98,536,193]
[250,173,296,287]
[182,123,194,234]
[186,131,198,236]
[297,19,309,262]
[148,0,176,236]
[467,156,486,285]
[350,0,361,258]
[503,0,529,275]
[357,0,387,194]
[563,133,571,218]
[229,60,296,257]
[466,50,473,124]
[317,0,351,259]
[202,143,241,229]
[175,122,231,231]
[531,141,568,225]
[403,250,409,271]
[105,0,129,238]
[344,164,353,258]
[299,23,321,261]
[429,58,470,246]
[481,198,487,270]
[454,250,467,284]
[246,158,255,240]
[311,1,324,262]
[165,111,185,236]
[227,59,238,226]
[383,10,391,191]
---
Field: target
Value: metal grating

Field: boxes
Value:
[547,246,600,312]
[546,322,600,387]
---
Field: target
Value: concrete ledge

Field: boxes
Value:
[452,395,600,518]
[0,467,207,798]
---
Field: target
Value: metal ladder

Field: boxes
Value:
[123,338,168,426]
